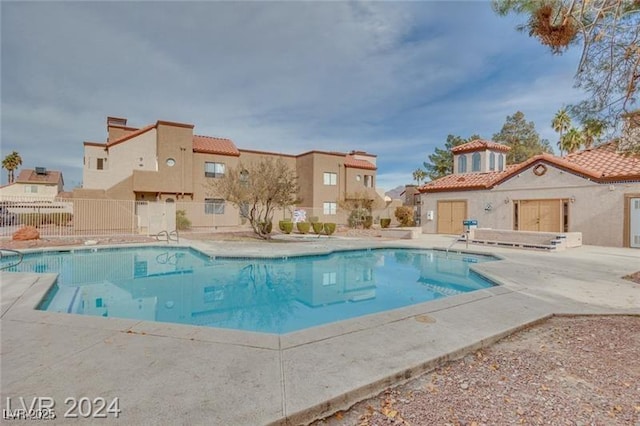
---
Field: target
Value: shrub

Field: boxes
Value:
[281,221,293,234]
[176,210,191,230]
[312,222,324,234]
[380,218,391,228]
[347,208,369,228]
[296,222,310,234]
[259,221,273,234]
[394,206,415,227]
[323,223,336,235]
[309,216,319,223]
[363,215,373,229]
[278,219,291,232]
[19,213,45,227]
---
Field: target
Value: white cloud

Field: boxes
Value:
[1,1,589,188]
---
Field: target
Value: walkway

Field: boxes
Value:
[1,235,639,425]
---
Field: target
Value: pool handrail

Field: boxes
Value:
[156,229,179,244]
[0,248,24,270]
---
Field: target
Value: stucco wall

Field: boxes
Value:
[0,183,59,199]
[156,123,194,194]
[453,149,506,174]
[420,163,640,247]
[296,154,315,208]
[83,129,157,190]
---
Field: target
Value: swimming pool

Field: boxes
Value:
[3,247,497,334]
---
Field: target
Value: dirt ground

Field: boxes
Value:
[313,316,640,426]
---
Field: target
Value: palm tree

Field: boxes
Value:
[581,118,605,149]
[412,168,427,185]
[2,151,22,184]
[552,108,571,156]
[560,128,584,154]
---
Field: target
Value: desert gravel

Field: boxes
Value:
[313,316,640,426]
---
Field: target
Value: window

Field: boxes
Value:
[364,175,374,188]
[323,202,337,215]
[323,172,337,186]
[472,152,481,172]
[24,185,38,193]
[240,170,249,187]
[239,202,249,217]
[458,155,467,173]
[205,162,225,178]
[205,198,225,214]
[489,153,496,171]
[97,158,107,170]
[498,154,504,171]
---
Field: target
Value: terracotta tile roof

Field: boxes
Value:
[451,139,511,154]
[16,169,63,185]
[192,135,240,156]
[344,154,377,170]
[420,141,640,193]
[419,168,515,193]
[563,141,640,180]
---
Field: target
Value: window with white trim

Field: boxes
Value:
[24,185,38,193]
[205,198,225,214]
[205,162,225,178]
[472,152,481,172]
[458,155,467,173]
[323,172,337,186]
[489,153,496,171]
[323,202,337,215]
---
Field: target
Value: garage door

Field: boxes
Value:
[437,200,467,234]
[518,200,562,232]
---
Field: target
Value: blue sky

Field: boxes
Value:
[1,1,585,191]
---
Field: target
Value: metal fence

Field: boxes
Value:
[0,196,175,239]
[0,196,404,239]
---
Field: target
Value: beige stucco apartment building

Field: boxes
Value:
[418,139,640,248]
[75,116,382,227]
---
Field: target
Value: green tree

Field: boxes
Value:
[492,111,553,163]
[493,0,640,126]
[207,157,299,239]
[561,127,585,154]
[412,168,427,185]
[422,134,481,180]
[581,117,606,149]
[2,151,22,184]
[552,108,572,156]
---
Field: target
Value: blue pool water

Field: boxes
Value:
[3,247,496,334]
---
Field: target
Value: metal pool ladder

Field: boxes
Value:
[446,233,468,254]
[0,248,24,270]
[156,229,179,244]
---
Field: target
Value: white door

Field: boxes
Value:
[631,198,640,248]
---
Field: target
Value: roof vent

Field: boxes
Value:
[35,167,47,175]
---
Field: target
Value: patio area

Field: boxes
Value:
[1,234,639,425]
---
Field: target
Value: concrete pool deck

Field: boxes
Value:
[1,234,639,425]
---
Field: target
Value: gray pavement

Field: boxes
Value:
[1,234,639,425]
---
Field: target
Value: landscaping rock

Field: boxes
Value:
[12,226,40,241]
